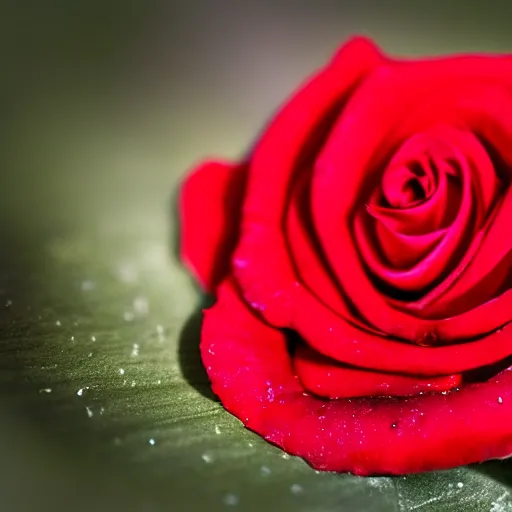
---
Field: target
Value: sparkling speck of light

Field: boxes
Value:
[215,425,221,435]
[498,396,503,404]
[117,263,138,283]
[86,406,93,418]
[55,320,61,327]
[291,484,304,495]
[119,368,125,375]
[39,388,52,394]
[133,296,149,315]
[282,453,290,460]
[457,482,464,488]
[131,343,140,357]
[260,466,271,476]
[91,335,96,342]
[202,453,213,463]
[223,494,239,506]
[149,438,156,446]
[77,388,84,396]
[81,280,96,291]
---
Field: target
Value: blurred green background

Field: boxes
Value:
[3,1,512,510]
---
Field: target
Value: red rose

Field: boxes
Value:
[179,37,512,475]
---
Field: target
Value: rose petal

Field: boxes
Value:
[291,284,512,376]
[202,280,512,475]
[294,343,462,398]
[285,170,384,334]
[408,188,512,319]
[179,160,247,292]
[232,36,385,327]
[368,132,460,235]
[354,128,480,293]
[313,68,512,342]
[374,220,446,269]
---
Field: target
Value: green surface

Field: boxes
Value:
[4,2,512,511]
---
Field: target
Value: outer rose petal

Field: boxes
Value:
[202,280,512,475]
[294,344,462,398]
[179,160,247,292]
[233,36,385,327]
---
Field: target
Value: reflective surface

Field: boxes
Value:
[3,2,512,510]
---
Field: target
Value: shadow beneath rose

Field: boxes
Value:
[471,460,512,488]
[169,185,218,402]
[177,296,219,402]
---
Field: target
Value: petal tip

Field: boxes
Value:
[331,34,384,66]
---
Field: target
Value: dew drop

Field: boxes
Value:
[223,493,239,506]
[260,465,271,476]
[81,280,96,291]
[290,484,304,495]
[133,296,149,315]
[202,453,213,463]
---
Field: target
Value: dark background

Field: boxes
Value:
[3,1,512,511]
